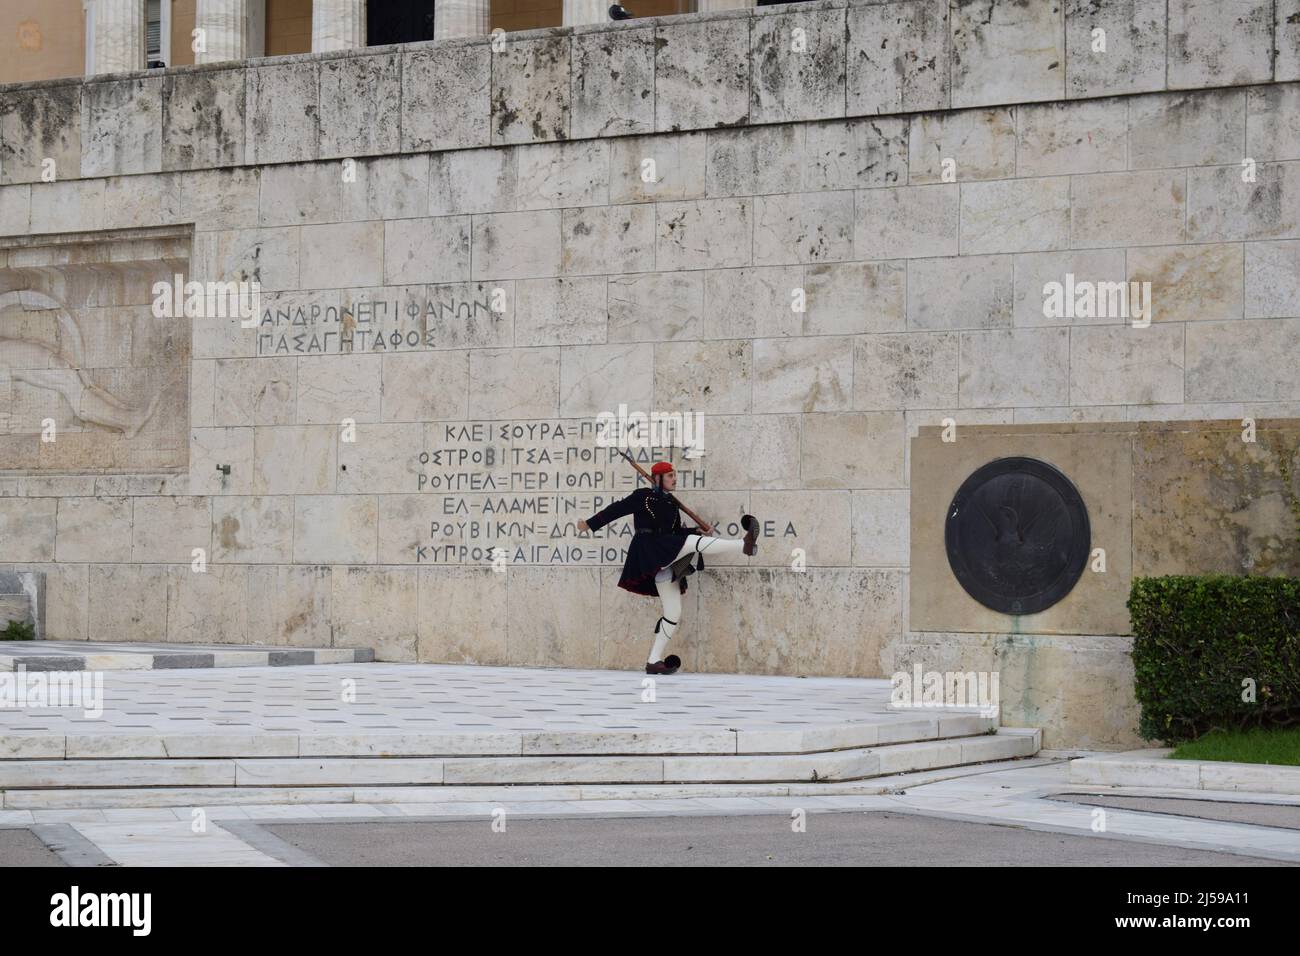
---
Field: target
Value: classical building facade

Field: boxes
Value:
[1,0,1299,747]
[1,0,738,84]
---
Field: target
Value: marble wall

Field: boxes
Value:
[902,420,1300,748]
[0,1,1296,704]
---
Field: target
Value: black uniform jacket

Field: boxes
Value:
[585,486,701,596]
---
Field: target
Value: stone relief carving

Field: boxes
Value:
[0,228,190,474]
[0,289,160,439]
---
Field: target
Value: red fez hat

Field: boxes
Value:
[650,461,675,477]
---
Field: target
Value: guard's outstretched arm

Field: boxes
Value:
[581,493,637,532]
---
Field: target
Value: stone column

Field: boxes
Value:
[435,0,490,41]
[194,0,249,64]
[90,0,147,74]
[563,0,608,27]
[312,0,367,53]
[697,0,754,11]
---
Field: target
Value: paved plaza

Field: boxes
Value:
[0,657,1295,866]
[0,660,922,738]
[5,759,1300,866]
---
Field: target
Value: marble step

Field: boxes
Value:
[1,714,999,761]
[0,730,1039,797]
[1069,749,1300,795]
[0,641,374,672]
[0,769,1003,811]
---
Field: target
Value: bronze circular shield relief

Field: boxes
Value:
[944,457,1090,616]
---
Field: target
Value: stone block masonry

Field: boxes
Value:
[2,0,1300,182]
[0,0,1296,717]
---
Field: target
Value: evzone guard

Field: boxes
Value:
[578,460,758,675]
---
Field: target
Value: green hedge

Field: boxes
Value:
[1129,576,1300,743]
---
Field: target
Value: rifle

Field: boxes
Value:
[615,448,713,535]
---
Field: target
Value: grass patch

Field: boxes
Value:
[1171,726,1300,766]
[0,619,35,641]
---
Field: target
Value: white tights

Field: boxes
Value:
[648,534,747,663]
